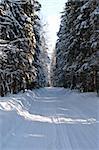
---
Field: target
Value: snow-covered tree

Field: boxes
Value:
[0,0,49,96]
[51,0,99,94]
[33,20,49,87]
[51,0,83,87]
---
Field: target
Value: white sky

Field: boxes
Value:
[0,0,67,54]
[38,0,67,53]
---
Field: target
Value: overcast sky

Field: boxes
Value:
[38,0,67,52]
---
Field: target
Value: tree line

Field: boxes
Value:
[0,0,49,96]
[51,0,99,94]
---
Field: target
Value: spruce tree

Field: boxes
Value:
[51,0,99,93]
[0,0,49,96]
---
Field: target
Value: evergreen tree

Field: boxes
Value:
[51,0,99,94]
[0,0,49,96]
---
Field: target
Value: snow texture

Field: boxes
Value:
[0,87,99,150]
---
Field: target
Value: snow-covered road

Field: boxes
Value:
[0,87,99,150]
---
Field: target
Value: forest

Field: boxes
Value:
[0,0,49,96]
[0,0,99,96]
[51,0,99,94]
[0,1,99,149]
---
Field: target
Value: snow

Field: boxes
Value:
[81,1,90,12]
[0,87,99,150]
[80,21,89,29]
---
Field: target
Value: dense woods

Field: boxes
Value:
[51,0,99,94]
[0,0,49,96]
[0,0,99,96]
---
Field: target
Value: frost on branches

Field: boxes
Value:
[51,0,99,94]
[0,0,49,96]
